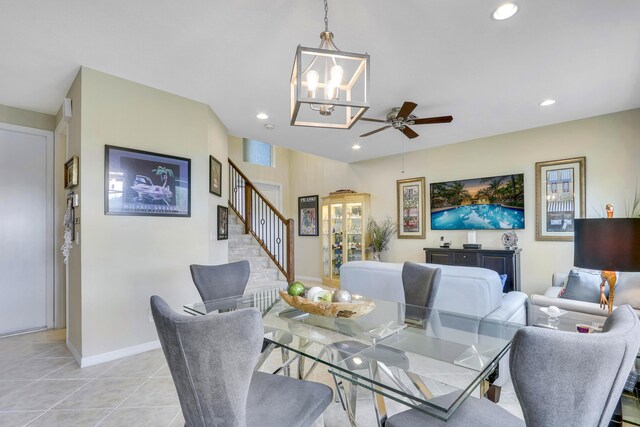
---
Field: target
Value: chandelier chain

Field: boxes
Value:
[324,0,329,32]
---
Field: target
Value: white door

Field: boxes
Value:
[0,123,53,335]
[254,181,282,211]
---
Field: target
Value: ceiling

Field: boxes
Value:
[1,1,639,162]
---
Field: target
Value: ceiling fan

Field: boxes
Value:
[359,101,453,139]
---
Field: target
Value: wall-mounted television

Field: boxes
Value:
[430,174,524,230]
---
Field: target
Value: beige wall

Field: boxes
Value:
[0,104,56,131]
[63,71,83,354]
[289,109,640,294]
[68,68,228,360]
[287,151,357,280]
[228,135,293,217]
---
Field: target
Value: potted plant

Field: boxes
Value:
[368,216,397,261]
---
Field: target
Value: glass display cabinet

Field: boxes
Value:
[321,193,371,287]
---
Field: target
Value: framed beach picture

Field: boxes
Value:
[298,195,319,236]
[209,155,222,197]
[104,145,191,217]
[64,155,79,189]
[535,157,586,241]
[397,177,426,239]
[217,205,229,240]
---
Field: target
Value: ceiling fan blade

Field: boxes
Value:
[360,126,391,137]
[401,126,419,139]
[412,115,454,125]
[396,101,418,120]
[360,117,387,123]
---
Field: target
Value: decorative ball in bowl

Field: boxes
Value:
[279,289,375,319]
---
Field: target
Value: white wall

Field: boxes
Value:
[68,68,228,361]
[289,109,640,295]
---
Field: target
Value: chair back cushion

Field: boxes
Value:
[402,262,441,322]
[150,295,262,427]
[510,304,640,427]
[190,261,250,302]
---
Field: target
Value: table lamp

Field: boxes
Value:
[574,218,640,314]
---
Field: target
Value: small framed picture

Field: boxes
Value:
[64,155,79,189]
[209,155,222,197]
[397,177,426,239]
[298,195,319,236]
[535,157,586,241]
[217,205,228,240]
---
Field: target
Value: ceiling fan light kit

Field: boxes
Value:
[290,0,370,129]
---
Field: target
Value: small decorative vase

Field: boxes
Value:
[372,252,382,262]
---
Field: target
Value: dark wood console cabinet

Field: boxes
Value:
[423,248,521,292]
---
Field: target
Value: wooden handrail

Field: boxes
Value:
[228,159,295,283]
[228,159,288,223]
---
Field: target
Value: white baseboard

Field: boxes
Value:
[296,275,322,284]
[69,340,161,368]
[66,338,81,365]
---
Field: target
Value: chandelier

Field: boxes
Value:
[290,0,370,129]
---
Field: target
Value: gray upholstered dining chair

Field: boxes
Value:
[150,295,332,427]
[386,304,640,427]
[331,263,442,414]
[190,260,251,302]
[335,262,442,364]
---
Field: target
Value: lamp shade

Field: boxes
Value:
[574,218,640,272]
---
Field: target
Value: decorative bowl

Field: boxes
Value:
[279,291,375,319]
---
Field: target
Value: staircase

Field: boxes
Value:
[228,210,289,293]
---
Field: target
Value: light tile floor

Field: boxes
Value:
[0,329,524,426]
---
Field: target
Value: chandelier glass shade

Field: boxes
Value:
[290,3,369,129]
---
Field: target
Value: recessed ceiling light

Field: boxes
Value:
[256,113,269,120]
[539,99,556,106]
[492,3,518,20]
[352,143,361,150]
[264,123,275,130]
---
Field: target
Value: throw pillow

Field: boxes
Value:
[612,272,640,310]
[499,274,508,291]
[559,269,608,303]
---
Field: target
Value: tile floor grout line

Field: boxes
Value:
[167,407,182,426]
[0,356,76,411]
[22,377,98,426]
[94,362,168,426]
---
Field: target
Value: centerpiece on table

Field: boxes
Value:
[279,282,375,319]
[367,216,397,262]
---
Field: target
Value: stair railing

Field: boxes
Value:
[228,158,295,283]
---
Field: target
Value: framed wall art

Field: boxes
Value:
[397,177,426,239]
[430,174,525,230]
[64,155,79,189]
[104,145,191,217]
[217,205,228,240]
[535,157,585,241]
[298,195,319,236]
[209,155,222,197]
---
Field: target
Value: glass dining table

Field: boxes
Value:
[184,287,522,426]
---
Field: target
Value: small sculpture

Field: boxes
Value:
[600,204,616,314]
[501,231,518,250]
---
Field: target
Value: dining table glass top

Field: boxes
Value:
[184,287,522,421]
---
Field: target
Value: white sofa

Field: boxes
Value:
[339,261,528,387]
[340,261,528,325]
[530,271,640,323]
